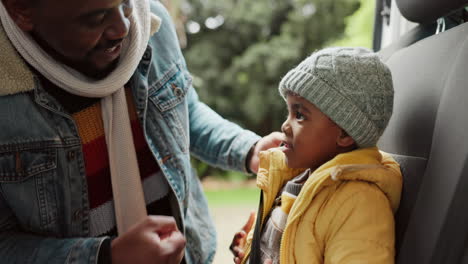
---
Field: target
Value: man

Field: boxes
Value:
[0,0,281,263]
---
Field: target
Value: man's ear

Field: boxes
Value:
[2,0,35,31]
[336,129,355,148]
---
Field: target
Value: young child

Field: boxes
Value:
[232,47,402,264]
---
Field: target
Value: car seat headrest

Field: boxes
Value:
[395,0,468,23]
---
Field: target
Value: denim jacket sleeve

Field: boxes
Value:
[188,87,261,172]
[147,0,261,172]
[0,174,106,264]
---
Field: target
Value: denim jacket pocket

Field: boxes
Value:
[0,143,58,232]
[0,148,56,182]
[148,63,191,112]
[148,64,191,153]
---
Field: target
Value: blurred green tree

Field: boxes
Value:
[328,0,375,48]
[179,0,367,178]
[183,0,360,134]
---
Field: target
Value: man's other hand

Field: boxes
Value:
[111,215,186,264]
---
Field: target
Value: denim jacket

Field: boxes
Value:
[0,2,260,263]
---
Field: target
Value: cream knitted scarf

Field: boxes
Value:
[0,0,161,234]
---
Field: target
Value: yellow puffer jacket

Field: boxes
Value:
[242,147,402,264]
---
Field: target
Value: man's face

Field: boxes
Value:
[25,0,133,78]
[280,94,343,169]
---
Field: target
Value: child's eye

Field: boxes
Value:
[295,111,305,120]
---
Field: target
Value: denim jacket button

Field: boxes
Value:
[171,83,183,97]
[174,88,183,97]
[67,150,75,161]
[73,209,82,221]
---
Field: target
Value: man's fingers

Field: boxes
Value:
[270,131,286,146]
[234,231,246,240]
[166,230,186,249]
[145,215,179,234]
[231,231,247,247]
[230,212,255,259]
[158,229,186,255]
[241,211,255,233]
[263,259,273,264]
[233,249,246,264]
[231,247,244,257]
[230,212,255,257]
[230,231,246,253]
[249,132,286,173]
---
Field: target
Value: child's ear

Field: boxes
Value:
[336,129,355,148]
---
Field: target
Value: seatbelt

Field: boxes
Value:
[249,192,264,264]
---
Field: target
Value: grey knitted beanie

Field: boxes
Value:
[279,47,394,148]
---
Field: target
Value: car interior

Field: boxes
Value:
[373,0,468,263]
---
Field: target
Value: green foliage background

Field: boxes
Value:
[182,0,375,179]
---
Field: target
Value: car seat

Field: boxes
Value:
[376,0,468,263]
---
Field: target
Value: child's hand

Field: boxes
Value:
[230,211,255,263]
[111,215,186,264]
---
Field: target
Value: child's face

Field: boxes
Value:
[280,94,345,169]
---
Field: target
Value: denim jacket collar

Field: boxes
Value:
[0,23,35,95]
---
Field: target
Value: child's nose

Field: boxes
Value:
[281,120,291,135]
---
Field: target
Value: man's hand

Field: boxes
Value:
[111,215,186,264]
[230,211,255,264]
[248,132,285,173]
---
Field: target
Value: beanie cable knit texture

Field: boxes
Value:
[279,47,394,147]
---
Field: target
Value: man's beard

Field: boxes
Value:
[30,32,123,80]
